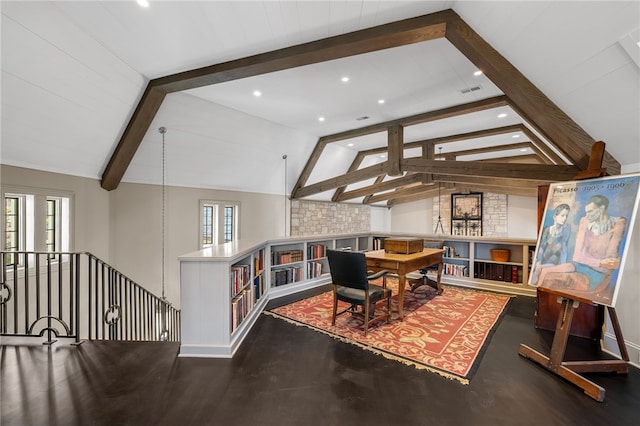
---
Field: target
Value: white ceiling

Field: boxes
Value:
[1,1,639,203]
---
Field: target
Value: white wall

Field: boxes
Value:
[370,205,391,232]
[507,195,538,239]
[110,182,286,308]
[388,194,537,239]
[389,198,433,234]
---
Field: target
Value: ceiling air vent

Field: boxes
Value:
[460,85,482,94]
[356,116,370,121]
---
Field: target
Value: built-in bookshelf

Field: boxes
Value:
[178,233,535,359]
[372,234,536,296]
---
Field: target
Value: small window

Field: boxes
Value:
[202,205,214,245]
[4,196,20,265]
[223,206,234,243]
[199,201,239,248]
[46,198,61,252]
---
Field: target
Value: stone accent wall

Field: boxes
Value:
[432,192,508,238]
[290,200,370,236]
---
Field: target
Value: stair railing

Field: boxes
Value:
[0,251,180,344]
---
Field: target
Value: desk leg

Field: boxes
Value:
[435,260,444,295]
[397,274,406,320]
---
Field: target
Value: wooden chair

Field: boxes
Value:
[327,249,392,336]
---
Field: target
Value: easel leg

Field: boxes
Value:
[519,297,606,402]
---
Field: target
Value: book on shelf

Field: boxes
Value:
[307,244,326,260]
[272,249,303,265]
[271,266,304,286]
[230,264,250,295]
[253,249,264,275]
[307,260,324,278]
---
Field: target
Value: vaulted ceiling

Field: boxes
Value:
[2,1,639,207]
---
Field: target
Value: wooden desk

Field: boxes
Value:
[365,248,444,320]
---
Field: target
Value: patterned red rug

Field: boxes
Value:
[265,280,512,384]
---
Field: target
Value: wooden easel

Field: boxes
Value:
[518,141,630,402]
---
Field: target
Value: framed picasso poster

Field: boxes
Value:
[529,173,640,306]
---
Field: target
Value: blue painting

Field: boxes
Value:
[529,173,640,306]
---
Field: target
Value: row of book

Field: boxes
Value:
[307,244,327,260]
[231,287,254,333]
[253,248,264,276]
[474,262,522,283]
[442,263,468,277]
[230,264,250,296]
[442,245,463,258]
[307,260,324,279]
[271,266,304,286]
[272,249,304,265]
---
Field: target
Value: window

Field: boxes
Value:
[2,190,71,265]
[199,201,239,248]
[223,206,234,243]
[202,205,214,245]
[4,197,20,265]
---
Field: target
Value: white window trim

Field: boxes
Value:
[198,200,240,248]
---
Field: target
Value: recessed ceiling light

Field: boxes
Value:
[637,40,640,48]
[380,154,386,158]
[347,143,354,147]
[497,113,507,118]
[520,148,528,152]
[253,90,261,97]
[512,134,520,138]
[474,70,483,76]
[318,116,325,122]
[341,76,349,83]
[378,99,385,104]
[137,0,149,7]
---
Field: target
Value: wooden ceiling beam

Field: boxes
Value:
[294,163,388,198]
[335,174,424,202]
[318,96,508,144]
[445,12,619,174]
[402,158,579,181]
[102,11,453,191]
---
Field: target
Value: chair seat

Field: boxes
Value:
[336,284,390,306]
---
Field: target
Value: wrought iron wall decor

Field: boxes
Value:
[451,192,483,236]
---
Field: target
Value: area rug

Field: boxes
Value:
[264,280,512,384]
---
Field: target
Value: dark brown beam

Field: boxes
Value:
[101,86,166,190]
[294,163,388,198]
[387,125,403,176]
[335,174,424,202]
[102,11,454,191]
[444,12,620,174]
[318,96,509,144]
[402,158,579,181]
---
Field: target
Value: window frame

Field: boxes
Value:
[199,200,239,248]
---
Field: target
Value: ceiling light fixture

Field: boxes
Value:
[137,0,149,7]
[512,134,520,138]
[473,70,483,76]
[318,116,325,122]
[341,76,349,83]
[497,113,507,118]
[253,90,261,97]
[347,143,354,147]
[378,99,385,104]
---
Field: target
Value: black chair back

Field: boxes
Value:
[327,249,369,290]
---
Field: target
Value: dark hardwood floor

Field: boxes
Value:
[2,286,639,426]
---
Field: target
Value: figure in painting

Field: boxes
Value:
[530,203,571,284]
[537,195,626,301]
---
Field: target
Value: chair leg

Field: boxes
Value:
[363,298,370,336]
[332,291,338,326]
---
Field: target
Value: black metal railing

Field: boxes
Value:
[0,251,180,343]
